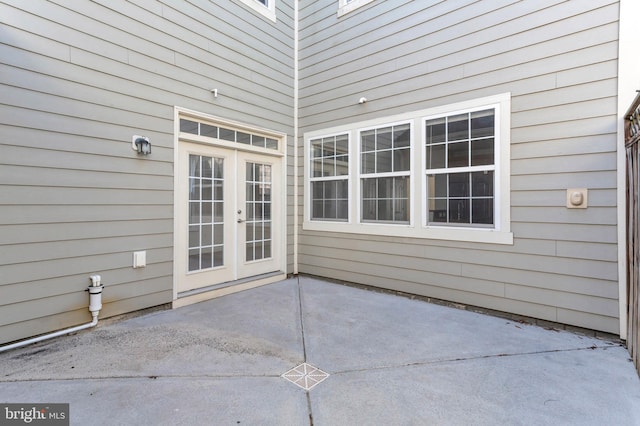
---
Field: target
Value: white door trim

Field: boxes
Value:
[172,107,287,306]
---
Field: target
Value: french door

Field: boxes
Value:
[176,142,282,294]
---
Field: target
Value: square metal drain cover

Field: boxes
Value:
[282,363,329,390]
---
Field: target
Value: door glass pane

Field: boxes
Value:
[188,154,224,272]
[245,162,272,262]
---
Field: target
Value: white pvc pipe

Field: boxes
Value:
[0,315,99,353]
[0,276,104,353]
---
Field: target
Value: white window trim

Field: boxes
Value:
[239,0,276,22]
[338,0,375,17]
[303,93,513,245]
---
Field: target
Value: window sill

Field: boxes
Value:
[338,0,375,17]
[303,220,514,245]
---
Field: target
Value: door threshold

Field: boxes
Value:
[173,271,286,309]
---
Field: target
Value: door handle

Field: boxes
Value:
[237,218,245,223]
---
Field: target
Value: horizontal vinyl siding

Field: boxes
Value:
[0,0,294,344]
[298,0,620,333]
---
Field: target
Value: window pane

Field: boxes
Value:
[362,152,376,173]
[335,155,349,176]
[214,158,224,179]
[377,200,393,221]
[428,198,447,223]
[336,134,349,154]
[361,130,375,151]
[219,128,235,141]
[323,138,335,157]
[394,148,410,171]
[201,124,218,138]
[336,180,348,199]
[324,180,336,198]
[324,200,337,219]
[337,200,348,219]
[394,199,408,222]
[201,224,212,246]
[201,202,212,222]
[426,118,446,144]
[376,127,392,150]
[377,150,392,173]
[362,200,376,220]
[189,155,200,177]
[472,171,494,197]
[448,114,469,141]
[362,178,376,198]
[426,144,446,169]
[237,132,251,145]
[472,199,494,224]
[180,119,198,134]
[449,199,470,223]
[448,141,469,168]
[394,124,410,148]
[265,138,278,150]
[449,173,470,197]
[313,159,323,177]
[323,158,335,177]
[377,177,392,198]
[471,138,494,166]
[189,178,200,200]
[427,174,448,198]
[312,140,323,158]
[471,109,494,138]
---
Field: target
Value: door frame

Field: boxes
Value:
[172,107,287,306]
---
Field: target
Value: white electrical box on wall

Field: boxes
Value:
[566,188,588,209]
[133,251,147,268]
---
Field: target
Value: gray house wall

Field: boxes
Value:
[0,0,295,344]
[298,0,620,333]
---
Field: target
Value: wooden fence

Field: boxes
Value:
[625,92,640,376]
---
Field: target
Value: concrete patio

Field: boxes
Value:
[1,276,639,425]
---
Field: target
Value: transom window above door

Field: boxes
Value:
[180,118,279,151]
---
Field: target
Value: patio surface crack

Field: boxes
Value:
[329,344,623,376]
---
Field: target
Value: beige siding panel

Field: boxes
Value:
[0,248,173,286]
[462,264,618,299]
[511,134,617,160]
[510,223,616,244]
[556,241,618,262]
[0,205,173,225]
[511,171,617,191]
[300,263,559,323]
[504,284,618,318]
[0,219,172,245]
[511,189,616,208]
[2,263,173,305]
[303,234,617,281]
[557,308,619,334]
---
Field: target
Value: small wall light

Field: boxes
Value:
[132,135,151,155]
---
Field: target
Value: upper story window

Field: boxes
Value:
[303,93,513,244]
[238,0,276,22]
[338,0,375,17]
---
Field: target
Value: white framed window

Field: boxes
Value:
[425,108,495,227]
[309,133,350,221]
[359,123,411,223]
[303,93,512,244]
[239,0,276,22]
[338,0,375,17]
